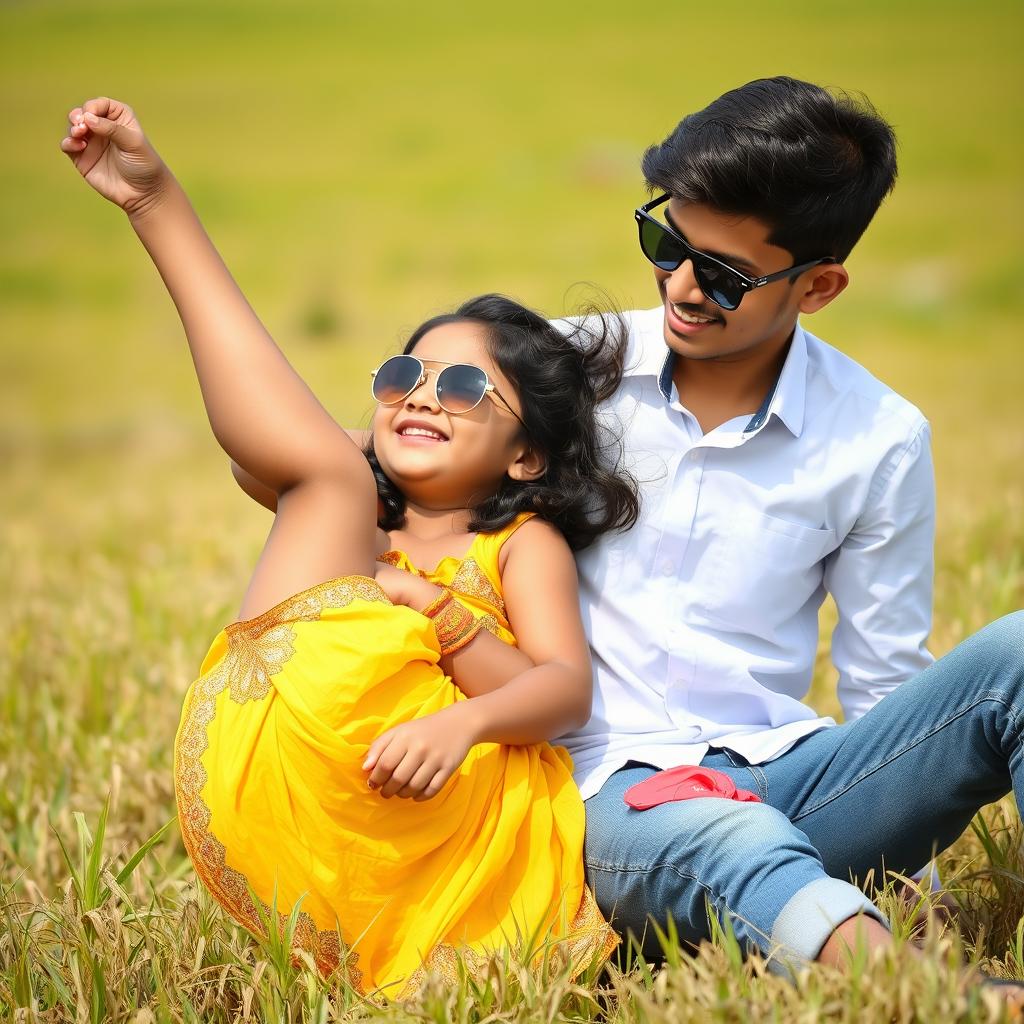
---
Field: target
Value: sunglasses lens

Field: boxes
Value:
[640,211,746,310]
[692,260,743,310]
[436,364,488,413]
[372,355,422,404]
[639,217,686,271]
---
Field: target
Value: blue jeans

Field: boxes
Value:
[583,612,1024,971]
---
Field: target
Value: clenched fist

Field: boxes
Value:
[60,97,171,216]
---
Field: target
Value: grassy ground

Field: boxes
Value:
[2,1,1023,1019]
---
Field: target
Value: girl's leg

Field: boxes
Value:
[236,450,379,621]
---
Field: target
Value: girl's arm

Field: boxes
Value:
[63,99,356,491]
[365,519,592,799]
[373,563,541,696]
[63,98,378,620]
[447,518,592,741]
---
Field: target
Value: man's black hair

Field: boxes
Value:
[641,76,898,263]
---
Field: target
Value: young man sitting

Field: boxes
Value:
[564,75,1023,977]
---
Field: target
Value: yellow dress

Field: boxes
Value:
[173,513,615,997]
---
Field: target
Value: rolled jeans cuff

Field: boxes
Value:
[768,877,888,977]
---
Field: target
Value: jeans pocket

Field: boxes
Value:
[712,747,769,801]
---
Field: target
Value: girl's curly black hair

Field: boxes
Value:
[366,293,638,551]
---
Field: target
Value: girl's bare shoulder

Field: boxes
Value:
[498,517,571,575]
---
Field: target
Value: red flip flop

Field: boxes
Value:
[624,765,762,810]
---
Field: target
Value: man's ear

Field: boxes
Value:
[507,445,546,482]
[798,264,849,315]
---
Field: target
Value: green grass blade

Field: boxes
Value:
[52,821,84,903]
[83,795,110,910]
[114,817,174,889]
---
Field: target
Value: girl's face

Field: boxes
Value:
[371,322,542,512]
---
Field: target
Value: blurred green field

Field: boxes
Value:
[2,0,1023,1019]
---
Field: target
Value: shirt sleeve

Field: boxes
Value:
[823,420,936,721]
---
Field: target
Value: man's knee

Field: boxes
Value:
[960,611,1024,686]
[984,611,1024,659]
[585,799,821,950]
[586,794,796,872]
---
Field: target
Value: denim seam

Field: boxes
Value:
[587,861,701,879]
[792,691,1019,821]
[586,860,722,911]
[586,858,689,873]
[588,859,780,954]
[750,764,769,800]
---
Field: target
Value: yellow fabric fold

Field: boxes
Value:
[173,516,615,997]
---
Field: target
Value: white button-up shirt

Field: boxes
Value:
[562,307,935,800]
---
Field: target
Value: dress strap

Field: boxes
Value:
[489,511,537,548]
[470,512,537,576]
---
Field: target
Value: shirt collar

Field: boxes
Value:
[742,325,807,437]
[643,320,808,439]
[622,308,674,379]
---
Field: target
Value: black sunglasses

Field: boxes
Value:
[634,194,836,311]
[371,354,526,428]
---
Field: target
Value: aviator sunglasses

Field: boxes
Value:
[370,354,526,427]
[635,194,836,311]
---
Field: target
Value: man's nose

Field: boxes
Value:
[661,260,706,308]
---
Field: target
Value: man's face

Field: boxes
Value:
[652,200,816,364]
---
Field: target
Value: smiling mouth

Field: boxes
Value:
[397,425,449,442]
[670,301,720,326]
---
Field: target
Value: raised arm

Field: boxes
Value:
[61,98,353,490]
[231,462,279,512]
[63,98,378,621]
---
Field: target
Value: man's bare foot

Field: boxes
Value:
[817,915,894,967]
[819,915,1024,1017]
[973,975,1024,1019]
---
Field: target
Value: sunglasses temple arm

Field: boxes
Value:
[500,394,529,430]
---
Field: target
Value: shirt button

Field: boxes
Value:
[661,561,675,576]
[689,451,702,462]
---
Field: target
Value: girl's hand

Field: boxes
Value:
[362,704,479,801]
[60,97,171,216]
[374,563,443,612]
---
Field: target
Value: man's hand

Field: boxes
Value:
[362,704,479,801]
